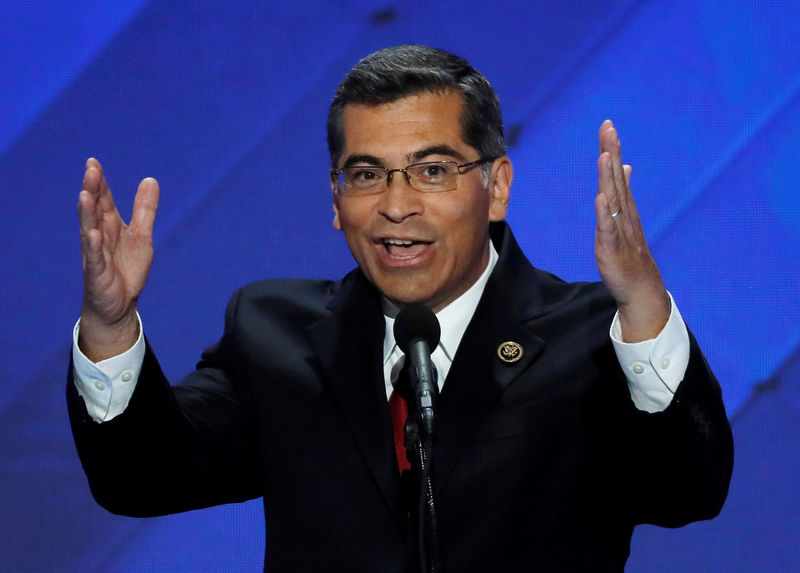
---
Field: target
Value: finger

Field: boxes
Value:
[619,163,644,230]
[78,189,98,234]
[598,121,624,217]
[620,163,633,216]
[82,228,107,276]
[78,191,106,273]
[130,177,160,238]
[83,157,117,217]
[597,151,622,219]
[598,119,614,155]
[82,158,103,199]
[604,125,632,214]
[79,163,116,283]
[598,121,633,211]
[79,189,101,256]
[594,189,620,246]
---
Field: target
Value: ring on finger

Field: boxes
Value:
[611,209,621,218]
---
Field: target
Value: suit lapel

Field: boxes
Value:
[434,223,548,490]
[306,271,408,528]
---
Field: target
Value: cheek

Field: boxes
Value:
[338,212,372,261]
[334,202,368,232]
[445,196,492,237]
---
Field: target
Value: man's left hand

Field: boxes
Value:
[595,119,670,342]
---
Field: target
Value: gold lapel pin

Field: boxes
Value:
[497,341,523,364]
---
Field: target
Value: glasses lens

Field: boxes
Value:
[340,167,387,195]
[407,161,459,192]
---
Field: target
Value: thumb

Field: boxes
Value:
[130,177,159,237]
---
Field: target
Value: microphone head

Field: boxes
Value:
[394,304,441,354]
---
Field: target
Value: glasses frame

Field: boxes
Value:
[330,156,496,196]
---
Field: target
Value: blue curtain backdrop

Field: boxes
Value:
[2,1,798,570]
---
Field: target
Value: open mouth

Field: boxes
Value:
[381,238,431,259]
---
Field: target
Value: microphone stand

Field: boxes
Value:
[405,357,442,573]
[394,306,443,572]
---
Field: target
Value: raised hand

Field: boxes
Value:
[78,158,159,361]
[594,120,670,342]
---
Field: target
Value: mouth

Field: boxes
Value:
[379,237,432,260]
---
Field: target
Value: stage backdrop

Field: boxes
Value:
[1,1,798,571]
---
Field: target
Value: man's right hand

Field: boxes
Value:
[78,158,159,362]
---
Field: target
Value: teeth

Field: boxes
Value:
[384,239,414,246]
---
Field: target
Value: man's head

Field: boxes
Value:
[327,45,505,170]
[329,46,513,312]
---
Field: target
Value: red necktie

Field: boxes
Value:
[388,388,411,472]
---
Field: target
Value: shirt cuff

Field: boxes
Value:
[72,313,145,422]
[610,292,690,413]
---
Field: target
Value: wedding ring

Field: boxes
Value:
[611,210,620,218]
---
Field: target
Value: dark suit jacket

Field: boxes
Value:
[68,222,733,572]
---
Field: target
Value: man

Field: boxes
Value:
[69,45,733,572]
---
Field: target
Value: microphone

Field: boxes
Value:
[394,304,441,438]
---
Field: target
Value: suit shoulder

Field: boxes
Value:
[238,277,338,301]
[530,267,615,313]
[491,223,615,316]
[230,278,339,325]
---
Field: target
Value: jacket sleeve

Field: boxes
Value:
[618,329,734,527]
[67,288,263,517]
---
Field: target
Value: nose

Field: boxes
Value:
[377,170,423,223]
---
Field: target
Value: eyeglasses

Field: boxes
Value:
[330,157,496,196]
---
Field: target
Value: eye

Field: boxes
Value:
[355,170,374,181]
[424,165,443,177]
[346,167,385,187]
[414,162,456,182]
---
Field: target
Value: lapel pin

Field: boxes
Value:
[497,341,523,364]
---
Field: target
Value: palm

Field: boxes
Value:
[91,212,151,318]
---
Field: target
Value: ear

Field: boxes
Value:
[332,193,342,231]
[488,156,512,222]
[331,183,342,231]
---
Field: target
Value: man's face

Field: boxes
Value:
[332,90,511,312]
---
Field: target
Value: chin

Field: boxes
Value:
[385,291,431,307]
[379,284,437,309]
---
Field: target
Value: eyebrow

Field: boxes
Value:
[341,145,469,169]
[411,145,467,162]
[342,154,384,168]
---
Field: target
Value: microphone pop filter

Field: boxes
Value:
[394,304,441,355]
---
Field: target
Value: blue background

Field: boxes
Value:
[1,1,799,570]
